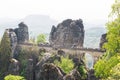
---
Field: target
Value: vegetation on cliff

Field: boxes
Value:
[54,56,74,74]
[0,31,12,79]
[94,0,120,79]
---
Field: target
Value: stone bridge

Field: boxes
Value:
[4,21,104,62]
[19,43,104,62]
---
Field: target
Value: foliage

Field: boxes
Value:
[103,0,120,58]
[77,65,87,79]
[4,74,25,80]
[0,31,12,79]
[94,0,120,79]
[54,56,74,74]
[94,54,120,78]
[108,63,120,79]
[17,45,39,77]
[37,34,46,44]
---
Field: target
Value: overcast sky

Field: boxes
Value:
[0,0,114,22]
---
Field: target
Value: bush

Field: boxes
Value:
[94,54,120,79]
[37,34,46,44]
[77,65,87,79]
[4,74,25,80]
[54,56,74,74]
[108,63,120,79]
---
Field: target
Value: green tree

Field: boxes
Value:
[4,74,25,80]
[36,34,46,44]
[0,31,12,79]
[94,0,120,79]
[103,0,120,58]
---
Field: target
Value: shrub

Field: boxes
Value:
[54,56,74,74]
[77,65,87,79]
[4,74,25,80]
[109,63,120,79]
[37,34,46,44]
[94,54,120,79]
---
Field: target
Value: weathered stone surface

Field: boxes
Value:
[70,69,81,80]
[87,69,99,80]
[5,29,17,57]
[14,22,29,43]
[99,33,107,49]
[63,74,75,80]
[4,22,29,57]
[26,59,34,80]
[8,58,19,75]
[49,19,84,48]
[57,49,65,57]
[36,63,63,80]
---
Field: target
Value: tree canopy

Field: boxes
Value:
[94,0,120,79]
[36,34,46,44]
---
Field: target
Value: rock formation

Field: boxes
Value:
[99,33,107,49]
[14,22,29,43]
[35,63,63,80]
[5,22,29,57]
[5,29,17,56]
[8,58,19,75]
[49,19,84,48]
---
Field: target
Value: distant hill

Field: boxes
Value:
[0,15,58,37]
[84,27,106,48]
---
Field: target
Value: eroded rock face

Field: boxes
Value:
[14,22,29,43]
[4,22,29,57]
[100,33,107,49]
[63,74,75,80]
[8,58,19,75]
[5,29,17,57]
[49,19,84,48]
[36,63,63,80]
[70,69,81,80]
[26,59,34,80]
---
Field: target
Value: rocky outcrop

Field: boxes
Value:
[14,22,29,43]
[49,19,84,48]
[5,29,17,57]
[36,63,63,80]
[26,59,34,80]
[99,33,107,49]
[5,22,29,57]
[8,58,19,75]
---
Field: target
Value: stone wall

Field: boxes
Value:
[49,19,84,48]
